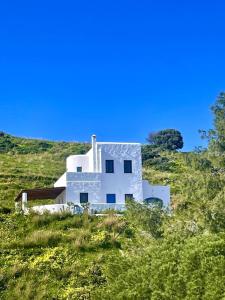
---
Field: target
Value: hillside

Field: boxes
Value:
[0,132,221,208]
[1,133,225,299]
[0,132,90,208]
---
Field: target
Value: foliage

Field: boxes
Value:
[142,145,176,171]
[0,133,90,208]
[147,129,184,151]
[0,97,225,300]
[200,92,225,166]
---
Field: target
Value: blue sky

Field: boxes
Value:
[0,0,224,150]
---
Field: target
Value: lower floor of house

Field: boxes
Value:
[15,181,170,214]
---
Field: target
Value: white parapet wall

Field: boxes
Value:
[31,204,71,214]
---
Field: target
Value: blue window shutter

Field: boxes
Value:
[124,160,132,173]
[80,193,88,204]
[105,160,114,173]
[106,194,116,203]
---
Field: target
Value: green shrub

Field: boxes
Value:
[30,211,73,228]
[70,229,91,251]
[0,206,11,214]
[17,230,62,248]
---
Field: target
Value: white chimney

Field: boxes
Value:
[92,135,97,172]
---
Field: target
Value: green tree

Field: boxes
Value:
[211,92,225,151]
[147,129,184,151]
[200,92,225,166]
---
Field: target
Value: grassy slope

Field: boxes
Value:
[1,134,225,299]
[0,133,90,208]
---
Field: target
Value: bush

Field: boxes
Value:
[30,211,73,228]
[17,230,62,248]
[70,229,91,251]
[0,206,11,214]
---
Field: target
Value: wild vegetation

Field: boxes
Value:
[0,93,225,299]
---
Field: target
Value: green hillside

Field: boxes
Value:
[0,129,225,299]
[0,132,90,208]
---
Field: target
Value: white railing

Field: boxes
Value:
[90,203,126,212]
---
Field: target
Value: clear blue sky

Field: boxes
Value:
[0,0,224,150]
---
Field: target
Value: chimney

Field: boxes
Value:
[92,135,97,172]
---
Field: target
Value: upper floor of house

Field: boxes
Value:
[66,135,142,177]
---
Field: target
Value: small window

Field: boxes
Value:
[77,167,82,172]
[125,194,133,201]
[106,160,114,173]
[124,160,132,173]
[80,193,88,204]
[106,194,116,203]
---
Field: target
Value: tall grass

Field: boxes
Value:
[12,230,63,248]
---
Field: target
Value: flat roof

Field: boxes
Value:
[96,142,141,145]
[15,187,65,202]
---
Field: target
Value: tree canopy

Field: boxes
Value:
[147,129,184,151]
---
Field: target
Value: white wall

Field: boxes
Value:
[31,204,70,214]
[97,143,143,204]
[142,180,170,207]
[67,155,90,172]
[66,172,102,204]
[54,173,67,187]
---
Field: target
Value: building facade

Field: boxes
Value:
[53,135,170,212]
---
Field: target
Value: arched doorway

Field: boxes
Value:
[144,197,163,208]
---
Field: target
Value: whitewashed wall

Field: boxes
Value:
[66,172,101,204]
[142,180,170,207]
[54,173,67,188]
[67,155,90,172]
[98,143,143,203]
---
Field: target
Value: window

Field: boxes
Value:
[124,160,132,173]
[77,167,82,172]
[125,194,133,201]
[105,160,114,173]
[106,194,116,203]
[80,193,88,204]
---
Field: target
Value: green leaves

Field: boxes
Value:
[147,129,184,151]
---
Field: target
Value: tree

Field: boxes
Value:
[211,92,225,153]
[147,129,184,151]
[200,92,225,166]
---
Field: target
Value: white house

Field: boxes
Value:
[15,135,170,214]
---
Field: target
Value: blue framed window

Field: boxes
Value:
[124,160,132,173]
[77,167,82,172]
[80,193,88,204]
[106,160,114,173]
[106,194,116,203]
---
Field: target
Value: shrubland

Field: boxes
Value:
[0,93,225,299]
